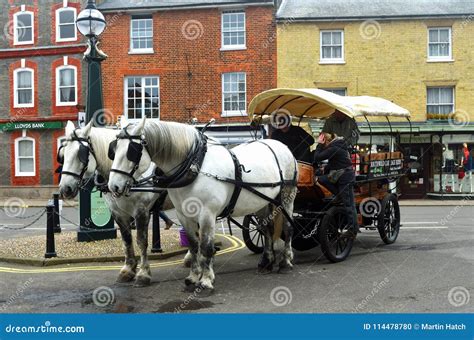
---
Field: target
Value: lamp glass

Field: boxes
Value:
[76,9,106,37]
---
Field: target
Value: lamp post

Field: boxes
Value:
[76,0,116,242]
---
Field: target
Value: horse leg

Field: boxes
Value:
[115,216,137,283]
[197,214,216,290]
[278,186,297,273]
[134,212,152,287]
[177,213,201,287]
[257,206,275,274]
[183,250,193,268]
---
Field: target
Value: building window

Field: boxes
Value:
[222,72,246,116]
[125,76,160,120]
[56,7,77,42]
[130,15,153,53]
[221,11,246,50]
[321,88,347,96]
[14,68,34,108]
[428,27,452,61]
[427,87,454,119]
[13,11,34,45]
[56,66,77,106]
[320,30,344,63]
[15,137,35,176]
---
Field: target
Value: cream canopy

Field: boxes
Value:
[248,88,411,120]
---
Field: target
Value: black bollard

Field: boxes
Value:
[45,204,57,258]
[53,193,61,233]
[151,201,162,253]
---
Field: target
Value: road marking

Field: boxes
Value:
[401,226,448,229]
[0,234,245,274]
[401,221,439,224]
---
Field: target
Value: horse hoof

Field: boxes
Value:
[278,265,293,274]
[257,266,273,275]
[134,275,151,287]
[116,272,135,283]
[184,278,196,287]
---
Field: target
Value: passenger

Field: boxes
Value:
[313,132,358,237]
[322,110,360,147]
[271,114,315,162]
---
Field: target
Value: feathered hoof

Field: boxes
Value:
[277,265,293,274]
[116,271,136,283]
[134,275,151,287]
[257,265,273,275]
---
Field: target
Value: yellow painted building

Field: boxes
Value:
[276,0,474,198]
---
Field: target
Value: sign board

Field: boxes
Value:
[90,191,112,227]
[0,121,63,131]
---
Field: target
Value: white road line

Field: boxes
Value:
[401,221,439,224]
[401,226,448,229]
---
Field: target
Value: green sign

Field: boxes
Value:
[90,191,112,227]
[0,121,63,131]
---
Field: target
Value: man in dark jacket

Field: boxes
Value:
[314,132,358,237]
[272,123,315,162]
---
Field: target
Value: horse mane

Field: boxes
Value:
[89,127,118,176]
[142,121,199,164]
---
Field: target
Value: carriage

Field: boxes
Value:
[240,88,412,263]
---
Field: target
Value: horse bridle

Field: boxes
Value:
[57,129,96,183]
[108,125,147,182]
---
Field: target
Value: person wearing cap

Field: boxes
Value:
[271,114,315,162]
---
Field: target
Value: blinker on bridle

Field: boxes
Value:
[109,125,147,181]
[57,129,95,182]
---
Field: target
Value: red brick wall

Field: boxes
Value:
[100,6,276,123]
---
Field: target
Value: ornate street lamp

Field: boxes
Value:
[75,0,116,241]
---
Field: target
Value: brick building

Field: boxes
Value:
[0,0,86,195]
[97,0,276,143]
[276,0,474,198]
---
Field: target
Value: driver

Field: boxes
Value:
[271,114,315,162]
[322,110,360,147]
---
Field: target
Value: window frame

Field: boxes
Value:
[320,88,347,96]
[427,27,453,62]
[55,7,77,42]
[15,137,36,177]
[319,30,345,64]
[426,86,455,118]
[56,65,77,106]
[221,72,247,117]
[13,67,34,108]
[13,11,34,45]
[123,76,160,122]
[221,11,246,51]
[129,16,154,54]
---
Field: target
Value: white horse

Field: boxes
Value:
[58,120,164,286]
[108,117,298,290]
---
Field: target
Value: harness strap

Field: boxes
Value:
[218,149,243,218]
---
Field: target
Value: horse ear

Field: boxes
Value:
[120,115,129,128]
[83,121,93,136]
[135,116,146,133]
[65,120,75,136]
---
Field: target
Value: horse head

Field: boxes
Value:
[108,117,152,197]
[58,120,97,198]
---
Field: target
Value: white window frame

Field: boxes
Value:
[15,137,36,177]
[55,7,77,42]
[221,72,247,117]
[320,88,347,96]
[427,27,453,62]
[319,30,345,64]
[13,67,34,108]
[221,11,246,51]
[129,16,154,54]
[13,11,34,45]
[124,76,160,122]
[426,86,455,117]
[56,65,77,106]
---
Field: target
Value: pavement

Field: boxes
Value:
[0,206,472,313]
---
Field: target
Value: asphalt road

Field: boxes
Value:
[0,206,472,313]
